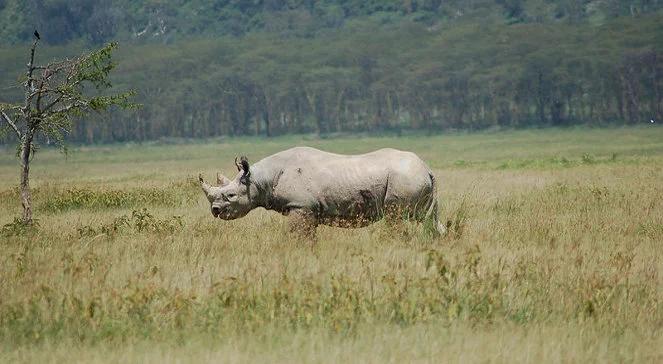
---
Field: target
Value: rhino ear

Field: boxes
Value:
[234,156,250,175]
[240,156,250,175]
[217,172,230,186]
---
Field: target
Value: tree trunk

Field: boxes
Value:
[255,113,261,136]
[537,72,546,125]
[653,53,662,121]
[262,93,272,137]
[304,89,321,135]
[20,136,33,224]
[620,70,640,124]
[335,88,345,132]
[262,110,271,137]
[19,39,38,225]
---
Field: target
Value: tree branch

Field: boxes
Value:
[26,38,39,87]
[22,38,40,116]
[0,110,21,138]
[42,95,64,113]
[51,100,89,114]
[36,80,45,112]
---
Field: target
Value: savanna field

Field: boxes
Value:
[0,127,662,363]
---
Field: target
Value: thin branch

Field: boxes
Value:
[51,100,89,114]
[0,111,21,138]
[26,38,39,84]
[1,84,21,91]
[28,86,57,99]
[42,95,64,113]
[23,38,39,115]
[36,80,45,112]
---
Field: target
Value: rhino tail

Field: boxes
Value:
[424,172,437,220]
[425,171,446,236]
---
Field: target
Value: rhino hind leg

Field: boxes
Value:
[417,198,447,237]
[382,205,413,238]
[428,200,447,237]
[382,207,444,238]
[288,208,318,243]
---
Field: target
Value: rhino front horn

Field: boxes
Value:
[199,174,212,197]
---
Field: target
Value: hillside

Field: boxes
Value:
[1,0,662,142]
[2,0,662,45]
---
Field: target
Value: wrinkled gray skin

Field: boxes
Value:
[199,147,445,240]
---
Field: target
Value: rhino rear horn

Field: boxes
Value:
[217,172,230,186]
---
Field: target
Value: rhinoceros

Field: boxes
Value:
[199,146,445,239]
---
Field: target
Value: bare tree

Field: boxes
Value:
[0,35,136,225]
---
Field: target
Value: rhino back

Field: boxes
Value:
[256,147,432,217]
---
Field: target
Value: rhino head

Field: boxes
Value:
[200,156,254,220]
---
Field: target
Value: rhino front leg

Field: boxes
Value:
[288,208,318,243]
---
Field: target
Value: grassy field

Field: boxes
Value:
[1,127,662,363]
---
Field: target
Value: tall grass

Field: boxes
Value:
[0,127,662,363]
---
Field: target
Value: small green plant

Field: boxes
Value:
[446,197,470,240]
[492,197,521,215]
[588,185,609,201]
[1,217,39,237]
[42,186,196,212]
[77,209,184,238]
[581,153,596,164]
[636,222,663,239]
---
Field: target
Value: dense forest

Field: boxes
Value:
[1,0,662,143]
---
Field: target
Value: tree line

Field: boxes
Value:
[78,16,663,142]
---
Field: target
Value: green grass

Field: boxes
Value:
[1,126,662,363]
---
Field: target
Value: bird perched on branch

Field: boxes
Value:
[34,30,40,40]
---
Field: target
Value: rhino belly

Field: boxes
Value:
[315,184,386,227]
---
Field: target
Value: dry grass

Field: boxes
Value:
[0,127,662,363]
